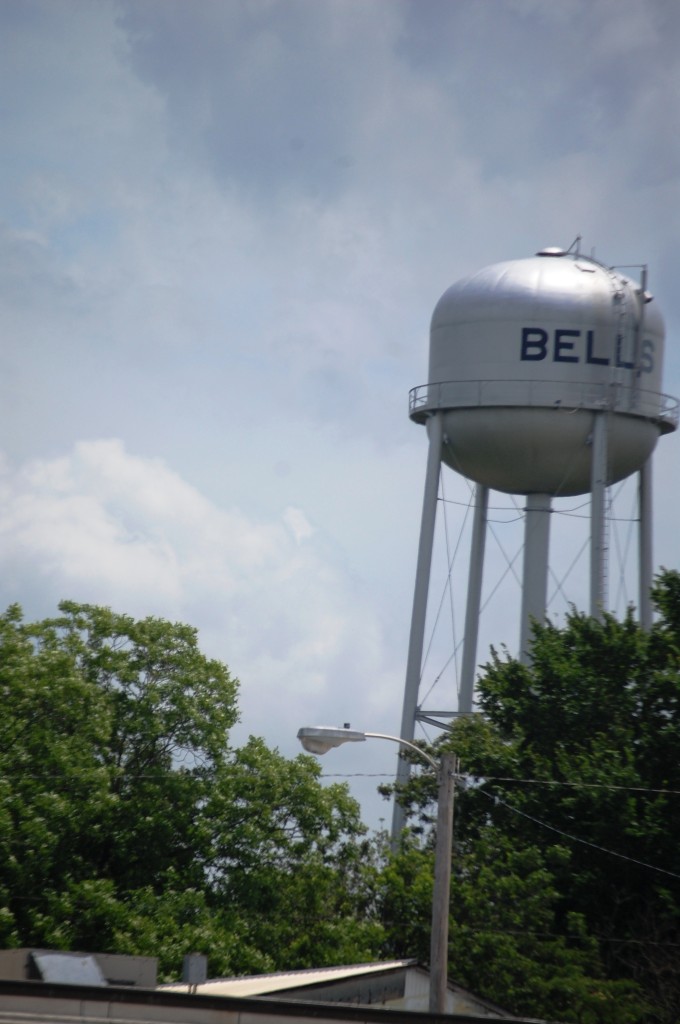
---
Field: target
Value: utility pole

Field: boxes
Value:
[429,751,456,1014]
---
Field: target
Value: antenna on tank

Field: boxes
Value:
[565,234,582,255]
[392,244,677,844]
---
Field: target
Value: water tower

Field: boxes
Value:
[393,242,677,839]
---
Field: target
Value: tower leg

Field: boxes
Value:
[590,412,608,621]
[520,493,552,663]
[458,484,488,713]
[391,412,443,843]
[639,457,653,631]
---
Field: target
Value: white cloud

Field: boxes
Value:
[283,506,314,544]
[0,441,403,793]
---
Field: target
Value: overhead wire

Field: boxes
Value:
[476,786,680,881]
[462,774,680,795]
[322,772,680,797]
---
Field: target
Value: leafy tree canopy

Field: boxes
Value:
[382,570,680,1024]
[0,601,383,978]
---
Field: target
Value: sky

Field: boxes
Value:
[2,0,679,831]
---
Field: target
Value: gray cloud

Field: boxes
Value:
[398,0,680,183]
[2,0,679,827]
[117,0,393,201]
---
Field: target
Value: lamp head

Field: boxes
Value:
[297,725,367,755]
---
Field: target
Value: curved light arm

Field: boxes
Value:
[363,731,438,772]
[297,725,437,772]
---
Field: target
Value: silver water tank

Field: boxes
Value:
[410,248,676,496]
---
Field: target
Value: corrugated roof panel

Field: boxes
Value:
[160,960,417,997]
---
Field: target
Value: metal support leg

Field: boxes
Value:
[590,413,608,621]
[520,493,552,663]
[391,412,443,844]
[639,458,653,631]
[458,484,488,713]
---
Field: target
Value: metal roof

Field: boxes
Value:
[160,959,418,997]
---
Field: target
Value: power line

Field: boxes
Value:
[324,772,680,796]
[478,788,680,881]
[465,774,680,796]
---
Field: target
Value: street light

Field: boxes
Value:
[297,725,456,1014]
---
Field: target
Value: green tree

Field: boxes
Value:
[376,807,643,1022]
[382,571,680,1023]
[464,578,680,1022]
[0,601,383,979]
[207,737,383,970]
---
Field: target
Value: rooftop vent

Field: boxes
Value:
[31,952,106,987]
[0,949,157,988]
